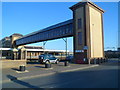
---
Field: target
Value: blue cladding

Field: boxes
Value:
[15,19,73,46]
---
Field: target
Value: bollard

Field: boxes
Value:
[45,61,51,68]
[94,58,96,64]
[64,61,69,66]
[104,58,107,62]
[102,58,104,63]
[90,59,94,64]
[96,58,98,64]
[19,65,26,71]
[100,58,102,63]
[103,58,105,62]
[98,58,101,64]
[92,59,94,64]
[45,63,51,68]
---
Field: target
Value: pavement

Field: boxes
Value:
[2,59,119,88]
[2,62,99,83]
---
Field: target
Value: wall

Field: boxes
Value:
[1,60,26,69]
[89,6,104,58]
[75,7,85,50]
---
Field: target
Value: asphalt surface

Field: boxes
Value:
[2,60,119,88]
[2,62,98,83]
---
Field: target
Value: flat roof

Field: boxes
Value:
[70,1,104,13]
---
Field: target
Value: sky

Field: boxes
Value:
[2,2,118,51]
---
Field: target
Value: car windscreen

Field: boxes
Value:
[48,57,56,60]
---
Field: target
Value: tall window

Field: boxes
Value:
[78,32,82,45]
[78,18,82,29]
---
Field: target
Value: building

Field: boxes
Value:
[0,33,70,60]
[105,50,120,58]
[1,1,106,64]
[1,37,11,48]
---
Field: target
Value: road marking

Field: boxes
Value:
[45,68,53,70]
[60,65,99,73]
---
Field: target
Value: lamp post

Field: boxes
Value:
[43,41,47,54]
[62,38,68,58]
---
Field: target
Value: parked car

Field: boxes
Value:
[65,55,73,62]
[38,54,59,64]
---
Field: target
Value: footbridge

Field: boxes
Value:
[15,19,73,46]
[13,1,104,64]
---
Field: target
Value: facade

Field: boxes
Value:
[1,33,23,59]
[1,33,69,60]
[1,33,23,48]
[105,51,120,58]
[1,1,105,64]
[70,1,104,64]
[1,37,11,48]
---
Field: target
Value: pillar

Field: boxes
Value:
[70,1,104,64]
[11,48,18,60]
[18,47,27,60]
[30,52,32,59]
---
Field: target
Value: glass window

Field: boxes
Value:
[62,26,65,35]
[57,28,60,36]
[78,18,82,29]
[66,28,69,34]
[41,33,43,39]
[70,24,73,33]
[55,29,58,36]
[59,28,62,35]
[48,31,50,38]
[78,32,82,45]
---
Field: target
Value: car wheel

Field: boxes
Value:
[55,60,59,64]
[46,60,50,64]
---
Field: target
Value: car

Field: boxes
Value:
[65,55,73,62]
[38,54,59,64]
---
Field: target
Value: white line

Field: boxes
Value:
[61,65,99,73]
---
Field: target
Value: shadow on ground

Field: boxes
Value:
[34,66,45,68]
[27,62,40,64]
[7,75,39,88]
[11,68,20,71]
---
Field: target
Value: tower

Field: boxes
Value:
[70,1,104,64]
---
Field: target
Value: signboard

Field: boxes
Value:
[75,50,84,52]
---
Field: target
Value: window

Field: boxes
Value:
[78,32,82,45]
[69,24,73,33]
[66,28,69,34]
[78,18,82,29]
